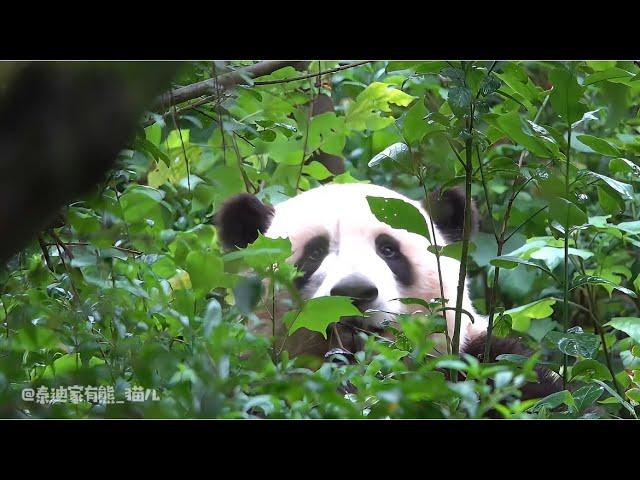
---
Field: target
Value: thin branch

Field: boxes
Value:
[253,61,371,86]
[46,242,143,256]
[503,206,548,243]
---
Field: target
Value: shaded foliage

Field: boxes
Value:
[1,60,640,419]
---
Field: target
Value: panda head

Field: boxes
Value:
[215,183,479,336]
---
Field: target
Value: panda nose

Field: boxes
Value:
[330,274,379,304]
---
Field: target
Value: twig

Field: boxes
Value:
[253,61,371,86]
[46,242,143,256]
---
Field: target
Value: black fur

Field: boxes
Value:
[375,234,413,286]
[461,332,563,401]
[426,186,479,243]
[214,194,274,249]
[294,235,330,289]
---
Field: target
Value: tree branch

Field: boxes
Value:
[152,60,310,111]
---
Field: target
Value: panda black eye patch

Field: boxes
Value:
[294,235,329,289]
[375,234,413,286]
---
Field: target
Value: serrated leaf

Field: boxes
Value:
[223,234,292,271]
[185,250,228,293]
[346,82,416,131]
[287,296,363,339]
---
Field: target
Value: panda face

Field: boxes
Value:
[215,183,483,347]
[263,184,450,331]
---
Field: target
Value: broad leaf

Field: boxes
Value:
[287,296,363,339]
[367,196,430,242]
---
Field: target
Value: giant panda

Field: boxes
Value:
[215,182,562,401]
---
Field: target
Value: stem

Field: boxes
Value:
[295,78,318,192]
[562,103,572,389]
[452,109,474,356]
[419,174,451,355]
[169,91,191,195]
[573,254,623,397]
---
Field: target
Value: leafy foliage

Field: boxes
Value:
[1,60,640,419]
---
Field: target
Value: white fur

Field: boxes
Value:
[265,183,487,348]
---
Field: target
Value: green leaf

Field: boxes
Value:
[233,275,263,315]
[185,250,228,293]
[302,161,334,181]
[609,157,640,177]
[288,296,363,339]
[626,388,640,402]
[441,67,466,86]
[346,82,416,131]
[479,75,502,96]
[145,122,162,146]
[545,327,600,359]
[223,234,292,271]
[586,60,617,71]
[583,171,633,200]
[573,384,604,413]
[576,135,622,156]
[428,241,476,261]
[368,142,410,168]
[549,197,588,230]
[592,379,638,418]
[402,101,430,144]
[489,255,554,277]
[203,299,222,338]
[367,196,430,242]
[571,359,612,381]
[491,110,551,157]
[120,185,168,229]
[584,67,632,85]
[534,390,574,410]
[504,298,556,332]
[529,246,593,270]
[308,112,346,156]
[605,317,640,344]
[570,275,637,298]
[447,86,472,118]
[549,67,586,123]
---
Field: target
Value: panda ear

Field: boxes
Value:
[425,186,478,243]
[214,193,274,249]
